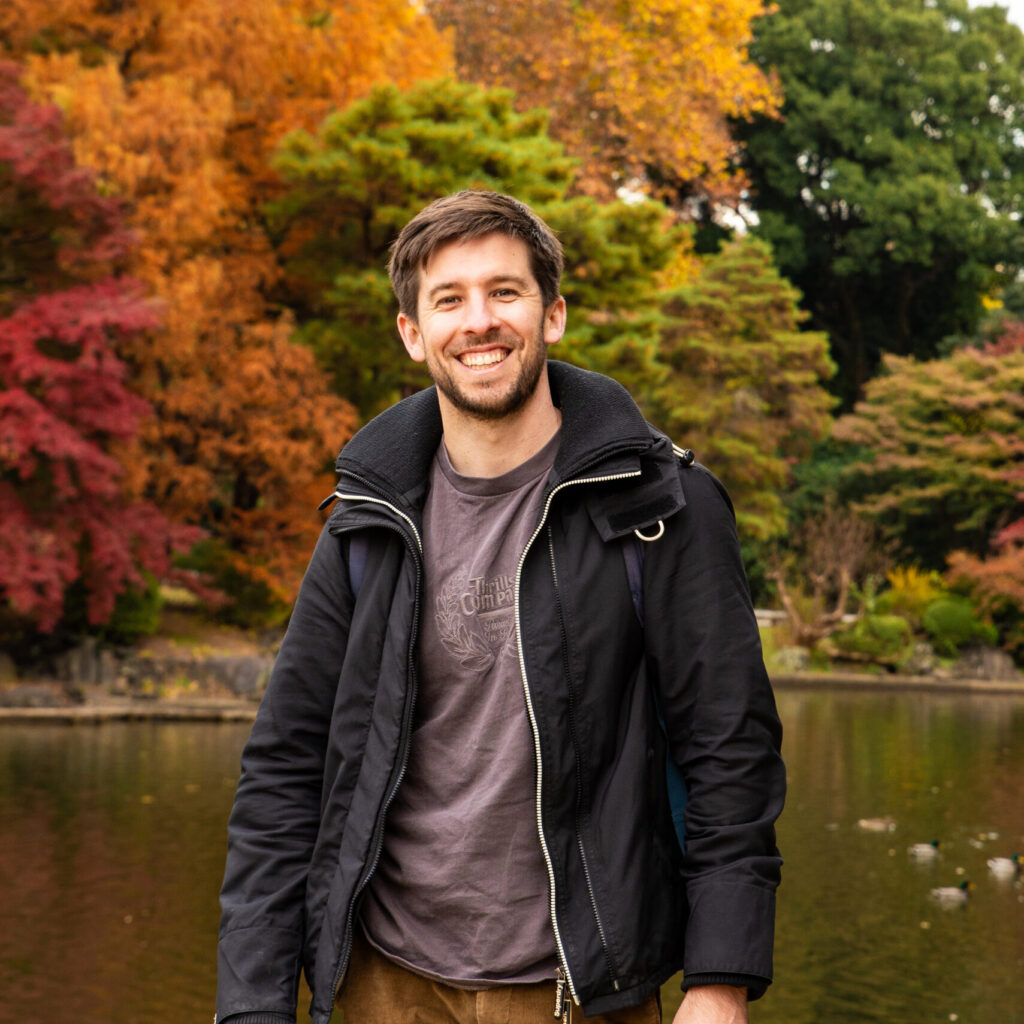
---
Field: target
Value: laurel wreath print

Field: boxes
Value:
[435,573,500,672]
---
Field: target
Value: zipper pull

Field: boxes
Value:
[554,966,567,1020]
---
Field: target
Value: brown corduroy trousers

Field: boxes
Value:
[335,930,663,1024]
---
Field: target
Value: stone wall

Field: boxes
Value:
[0,637,274,707]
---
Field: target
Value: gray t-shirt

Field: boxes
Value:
[360,433,560,987]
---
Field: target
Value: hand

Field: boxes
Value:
[671,985,748,1024]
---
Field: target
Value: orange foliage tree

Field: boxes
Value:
[1,1,451,614]
[427,0,780,202]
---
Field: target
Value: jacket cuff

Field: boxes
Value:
[216,1014,294,1024]
[681,973,770,1002]
[683,882,776,983]
[217,922,302,1024]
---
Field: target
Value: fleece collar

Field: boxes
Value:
[337,363,646,485]
[333,361,685,536]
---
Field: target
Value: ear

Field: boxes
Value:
[543,296,567,348]
[397,311,426,363]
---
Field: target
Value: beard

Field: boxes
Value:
[424,323,548,421]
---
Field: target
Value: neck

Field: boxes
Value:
[439,371,561,478]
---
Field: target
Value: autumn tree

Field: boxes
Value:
[948,519,1024,648]
[833,336,1024,571]
[1,0,447,612]
[0,65,194,634]
[427,0,781,202]
[647,237,835,540]
[737,0,1024,405]
[939,323,1024,650]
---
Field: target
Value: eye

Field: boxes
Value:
[436,295,461,306]
[493,288,518,298]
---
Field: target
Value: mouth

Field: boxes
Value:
[458,348,509,368]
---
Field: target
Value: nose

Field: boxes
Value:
[461,290,500,335]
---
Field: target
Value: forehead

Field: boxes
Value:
[419,232,535,288]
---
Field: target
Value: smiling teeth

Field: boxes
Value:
[461,350,506,367]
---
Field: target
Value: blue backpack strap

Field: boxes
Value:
[624,532,688,853]
[622,534,645,626]
[347,532,369,599]
[664,731,689,851]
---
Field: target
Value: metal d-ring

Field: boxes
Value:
[634,521,665,542]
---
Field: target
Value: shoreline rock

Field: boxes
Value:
[2,667,1022,724]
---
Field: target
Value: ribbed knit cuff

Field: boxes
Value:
[216,1013,294,1024]
[681,972,769,1001]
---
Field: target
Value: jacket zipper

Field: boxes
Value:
[323,485,424,554]
[514,465,641,1009]
[547,525,620,990]
[326,483,424,1009]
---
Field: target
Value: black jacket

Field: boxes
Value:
[216,362,785,1024]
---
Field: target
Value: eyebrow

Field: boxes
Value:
[425,274,532,302]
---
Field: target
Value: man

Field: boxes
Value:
[216,191,785,1024]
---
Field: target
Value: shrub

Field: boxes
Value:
[174,539,287,629]
[876,567,949,629]
[99,577,164,646]
[831,614,914,662]
[922,597,998,656]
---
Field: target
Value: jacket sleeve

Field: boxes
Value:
[216,524,354,1023]
[645,463,785,998]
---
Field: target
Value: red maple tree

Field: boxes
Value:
[0,64,196,632]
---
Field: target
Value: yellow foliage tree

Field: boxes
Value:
[427,0,780,202]
[1,1,452,614]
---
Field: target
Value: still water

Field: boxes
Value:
[0,688,1022,1024]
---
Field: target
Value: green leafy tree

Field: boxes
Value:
[833,339,1024,569]
[268,79,680,418]
[648,237,835,539]
[737,0,1024,405]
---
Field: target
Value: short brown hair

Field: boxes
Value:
[387,191,564,320]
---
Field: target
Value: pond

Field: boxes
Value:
[1,688,1022,1024]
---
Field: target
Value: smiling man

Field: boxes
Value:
[397,230,564,475]
[216,192,785,1024]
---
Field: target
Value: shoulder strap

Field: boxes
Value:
[622,534,645,626]
[624,516,688,853]
[348,532,369,599]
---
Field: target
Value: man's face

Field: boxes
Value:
[397,233,565,421]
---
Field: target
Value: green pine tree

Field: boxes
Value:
[648,237,835,540]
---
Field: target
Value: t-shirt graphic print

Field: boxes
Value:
[434,570,517,671]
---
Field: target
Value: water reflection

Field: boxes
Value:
[0,691,1022,1024]
[761,691,1024,1024]
[0,722,244,1024]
